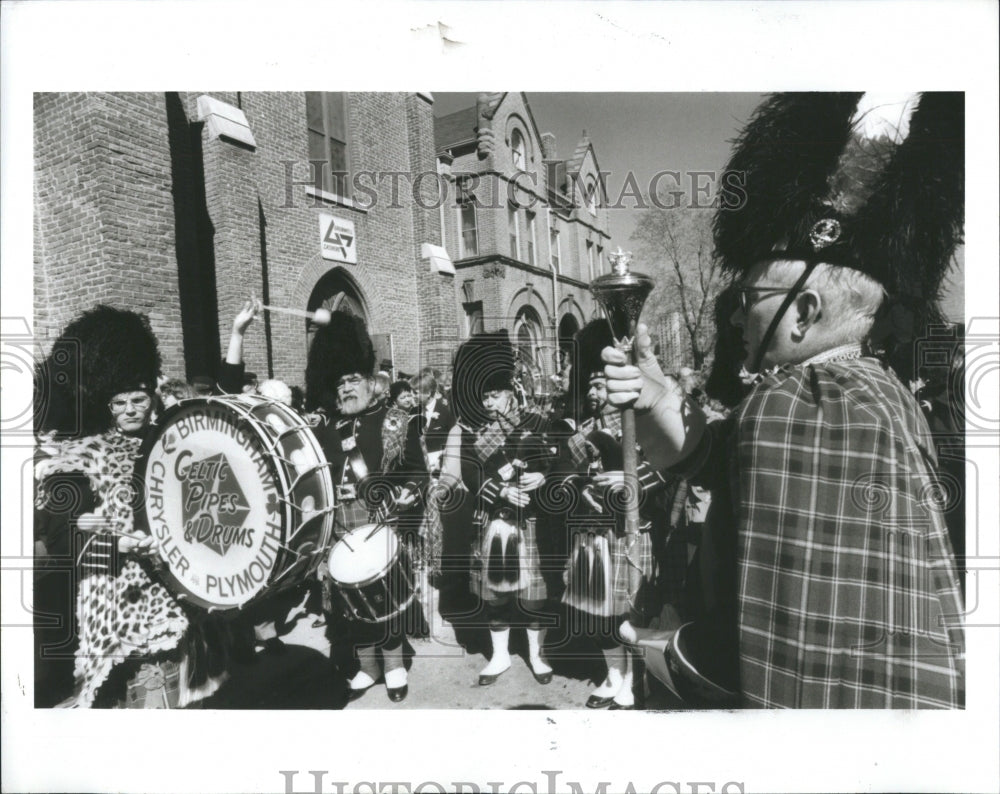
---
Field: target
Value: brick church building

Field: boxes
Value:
[33,91,612,393]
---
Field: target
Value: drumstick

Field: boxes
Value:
[260,304,333,325]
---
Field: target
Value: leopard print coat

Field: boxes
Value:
[35,430,188,707]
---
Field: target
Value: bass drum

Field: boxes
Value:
[140,394,334,613]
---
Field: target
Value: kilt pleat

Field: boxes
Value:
[470,515,547,602]
[563,523,655,617]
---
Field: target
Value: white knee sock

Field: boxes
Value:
[384,667,408,688]
[348,670,376,690]
[593,645,627,696]
[526,628,552,674]
[481,628,512,675]
[612,651,634,706]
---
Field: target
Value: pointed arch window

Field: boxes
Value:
[511,128,527,171]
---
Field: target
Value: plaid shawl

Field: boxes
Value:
[686,357,964,708]
[566,412,622,467]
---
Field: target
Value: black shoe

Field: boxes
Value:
[346,685,371,702]
[608,702,635,710]
[585,694,614,709]
[478,669,508,687]
[387,685,408,703]
[345,675,379,702]
[530,663,553,686]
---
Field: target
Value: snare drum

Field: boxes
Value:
[140,394,335,612]
[326,524,416,623]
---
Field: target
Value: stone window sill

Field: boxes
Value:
[304,186,369,213]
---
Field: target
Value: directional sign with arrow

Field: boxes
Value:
[319,213,357,264]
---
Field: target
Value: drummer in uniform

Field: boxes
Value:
[306,312,427,704]
[439,330,558,688]
[552,320,671,709]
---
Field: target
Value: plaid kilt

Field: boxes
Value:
[470,512,547,602]
[563,520,656,618]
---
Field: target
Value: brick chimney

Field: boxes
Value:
[541,132,557,160]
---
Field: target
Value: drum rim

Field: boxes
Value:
[326,524,404,589]
[337,590,417,623]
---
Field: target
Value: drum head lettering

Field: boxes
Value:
[144,401,286,609]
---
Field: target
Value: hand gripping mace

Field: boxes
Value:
[590,249,654,625]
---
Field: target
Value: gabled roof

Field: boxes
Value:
[434,92,548,157]
[434,106,478,152]
[566,131,601,176]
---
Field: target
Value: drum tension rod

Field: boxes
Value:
[272,539,313,557]
[285,507,337,541]
[286,465,333,492]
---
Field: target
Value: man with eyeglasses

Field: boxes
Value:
[305,311,427,704]
[602,93,964,709]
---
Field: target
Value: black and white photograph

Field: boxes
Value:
[2,3,998,794]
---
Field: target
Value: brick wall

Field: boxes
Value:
[34,91,615,394]
[34,92,186,375]
[35,91,457,390]
[405,94,461,373]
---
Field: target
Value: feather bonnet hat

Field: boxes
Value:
[714,92,964,318]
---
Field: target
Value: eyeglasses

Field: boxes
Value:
[109,394,152,413]
[336,375,367,391]
[737,286,794,313]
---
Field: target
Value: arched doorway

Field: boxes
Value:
[513,305,546,400]
[306,268,368,351]
[556,313,580,390]
[558,313,580,354]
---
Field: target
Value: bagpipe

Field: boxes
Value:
[475,411,556,594]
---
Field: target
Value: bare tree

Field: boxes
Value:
[631,206,724,370]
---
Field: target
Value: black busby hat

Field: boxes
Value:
[715,92,964,317]
[305,311,375,413]
[451,329,516,428]
[565,319,615,423]
[35,305,162,438]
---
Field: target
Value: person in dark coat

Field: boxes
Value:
[306,312,428,704]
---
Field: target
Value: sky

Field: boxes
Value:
[432,92,963,321]
[432,92,765,251]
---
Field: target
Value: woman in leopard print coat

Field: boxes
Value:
[33,306,235,708]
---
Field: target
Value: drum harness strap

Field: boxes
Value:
[337,417,370,483]
[335,417,415,546]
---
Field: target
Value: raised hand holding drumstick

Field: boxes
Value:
[227,297,262,366]
[258,303,333,325]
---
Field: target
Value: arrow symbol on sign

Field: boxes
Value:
[324,221,354,258]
